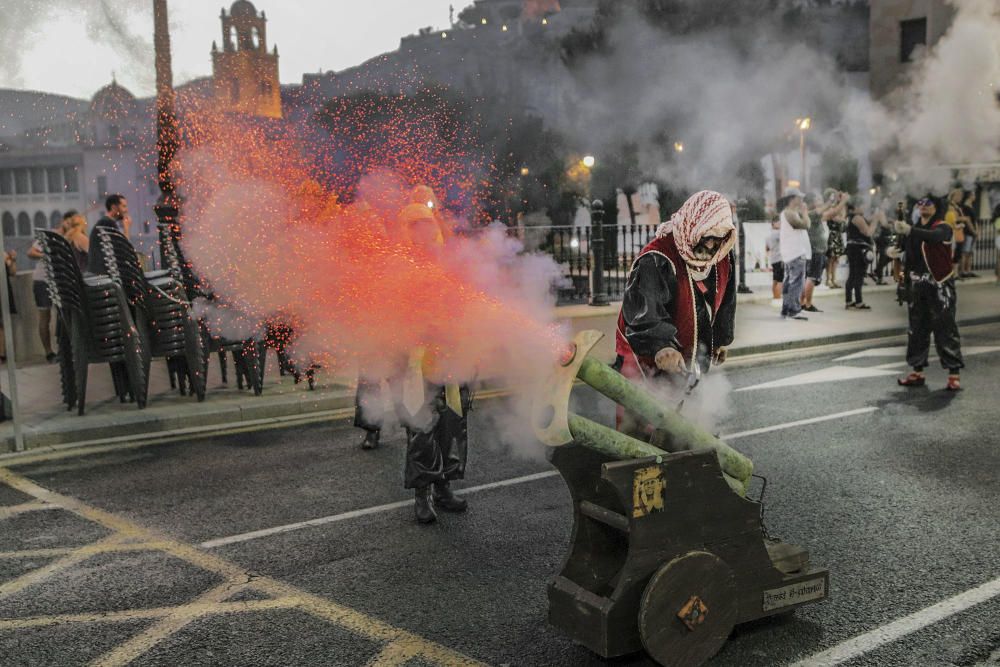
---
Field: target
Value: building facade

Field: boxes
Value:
[868,0,957,100]
[0,81,158,261]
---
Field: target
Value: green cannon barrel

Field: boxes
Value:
[575,355,753,486]
[567,413,746,496]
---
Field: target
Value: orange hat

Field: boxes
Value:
[410,185,439,209]
[399,203,444,246]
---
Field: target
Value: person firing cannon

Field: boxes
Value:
[615,190,738,438]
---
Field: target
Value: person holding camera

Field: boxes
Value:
[894,197,963,391]
[801,193,829,312]
[993,202,1000,285]
[844,201,876,309]
[824,189,847,289]
[944,188,968,279]
[958,190,978,279]
[870,204,894,285]
[779,188,811,320]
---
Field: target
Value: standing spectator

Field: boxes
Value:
[801,192,829,312]
[870,203,893,285]
[0,250,16,363]
[62,213,90,273]
[894,197,963,391]
[944,188,966,279]
[994,202,1000,285]
[845,201,876,309]
[824,189,847,288]
[26,211,81,363]
[779,188,810,320]
[766,216,783,305]
[959,190,978,278]
[88,194,130,273]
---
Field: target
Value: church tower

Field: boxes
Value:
[211,1,282,118]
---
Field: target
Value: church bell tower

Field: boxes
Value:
[211,0,282,118]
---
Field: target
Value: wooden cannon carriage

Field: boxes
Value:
[534,331,829,667]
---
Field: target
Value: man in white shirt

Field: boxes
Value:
[779,188,811,320]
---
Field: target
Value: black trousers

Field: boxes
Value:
[354,376,383,433]
[403,385,470,489]
[845,245,867,304]
[906,279,963,372]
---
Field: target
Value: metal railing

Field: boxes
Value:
[522,218,998,305]
[519,223,659,304]
[972,218,998,273]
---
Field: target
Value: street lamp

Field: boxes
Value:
[795,117,811,191]
[582,155,596,168]
[674,141,684,153]
[153,0,181,269]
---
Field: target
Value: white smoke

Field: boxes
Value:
[872,0,1000,190]
[0,0,154,91]
[518,1,997,197]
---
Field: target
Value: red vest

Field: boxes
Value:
[921,220,955,283]
[615,233,731,379]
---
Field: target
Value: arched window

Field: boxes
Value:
[33,211,47,231]
[260,81,272,96]
[50,210,62,229]
[251,27,261,49]
[228,25,238,50]
[230,79,240,102]
[17,212,31,236]
[1,212,14,237]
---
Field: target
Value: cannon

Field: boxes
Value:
[534,331,829,667]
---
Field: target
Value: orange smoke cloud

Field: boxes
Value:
[174,109,567,387]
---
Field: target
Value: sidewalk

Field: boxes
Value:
[3,279,998,454]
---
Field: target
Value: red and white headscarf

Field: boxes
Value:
[656,190,736,278]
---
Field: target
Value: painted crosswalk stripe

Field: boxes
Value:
[721,407,878,441]
[202,408,878,549]
[200,471,560,548]
[791,575,1000,666]
[736,366,898,392]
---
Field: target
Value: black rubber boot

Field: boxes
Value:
[360,430,380,450]
[432,481,468,513]
[414,486,437,524]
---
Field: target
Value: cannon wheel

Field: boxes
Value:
[639,550,737,667]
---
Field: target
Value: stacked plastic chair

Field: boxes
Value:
[262,318,319,391]
[34,230,148,414]
[92,227,207,402]
[157,222,265,395]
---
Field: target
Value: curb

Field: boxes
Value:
[3,312,998,458]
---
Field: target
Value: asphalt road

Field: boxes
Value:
[1,324,999,667]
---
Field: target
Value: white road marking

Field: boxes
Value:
[833,346,908,361]
[736,366,898,392]
[201,408,878,549]
[720,407,879,441]
[838,345,1000,364]
[791,575,1000,667]
[200,471,560,548]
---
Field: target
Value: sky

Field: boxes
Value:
[2,0,458,99]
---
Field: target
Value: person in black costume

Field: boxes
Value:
[352,191,471,524]
[396,198,471,523]
[894,197,964,391]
